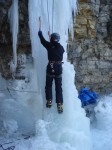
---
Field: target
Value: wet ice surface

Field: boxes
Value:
[91,95,112,150]
[28,0,91,149]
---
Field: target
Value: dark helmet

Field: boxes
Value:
[51,33,60,42]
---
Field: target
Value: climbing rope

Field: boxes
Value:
[47,0,55,33]
[47,0,50,32]
[52,0,54,33]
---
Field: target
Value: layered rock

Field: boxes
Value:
[68,0,112,94]
[0,0,12,79]
[0,0,31,79]
[18,0,31,49]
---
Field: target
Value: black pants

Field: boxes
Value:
[45,63,63,104]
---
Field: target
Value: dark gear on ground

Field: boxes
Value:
[84,104,96,122]
[38,31,64,108]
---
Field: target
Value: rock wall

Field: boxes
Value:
[18,0,31,52]
[68,0,112,94]
[0,0,31,79]
[0,0,12,79]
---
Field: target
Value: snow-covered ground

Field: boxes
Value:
[0,92,112,150]
[91,95,112,150]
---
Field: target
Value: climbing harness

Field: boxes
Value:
[50,63,55,73]
[47,73,62,78]
[47,61,63,78]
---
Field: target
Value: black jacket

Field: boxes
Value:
[38,31,64,61]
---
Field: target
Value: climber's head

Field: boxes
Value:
[50,33,60,43]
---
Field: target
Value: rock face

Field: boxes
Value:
[18,0,31,50]
[0,0,12,79]
[68,0,112,94]
[0,0,12,31]
[0,0,31,79]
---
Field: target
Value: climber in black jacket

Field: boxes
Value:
[38,17,64,113]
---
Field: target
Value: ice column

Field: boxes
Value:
[8,0,19,69]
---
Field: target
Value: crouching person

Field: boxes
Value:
[78,87,98,119]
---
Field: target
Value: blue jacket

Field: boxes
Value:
[78,87,98,107]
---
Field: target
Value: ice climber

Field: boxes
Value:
[38,17,65,113]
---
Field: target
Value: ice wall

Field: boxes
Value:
[29,0,91,150]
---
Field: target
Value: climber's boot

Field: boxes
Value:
[57,103,63,113]
[46,100,52,108]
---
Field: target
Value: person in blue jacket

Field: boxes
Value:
[38,17,64,113]
[78,87,98,107]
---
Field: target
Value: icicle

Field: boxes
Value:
[8,0,19,70]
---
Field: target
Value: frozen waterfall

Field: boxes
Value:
[28,0,91,150]
[0,1,112,150]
